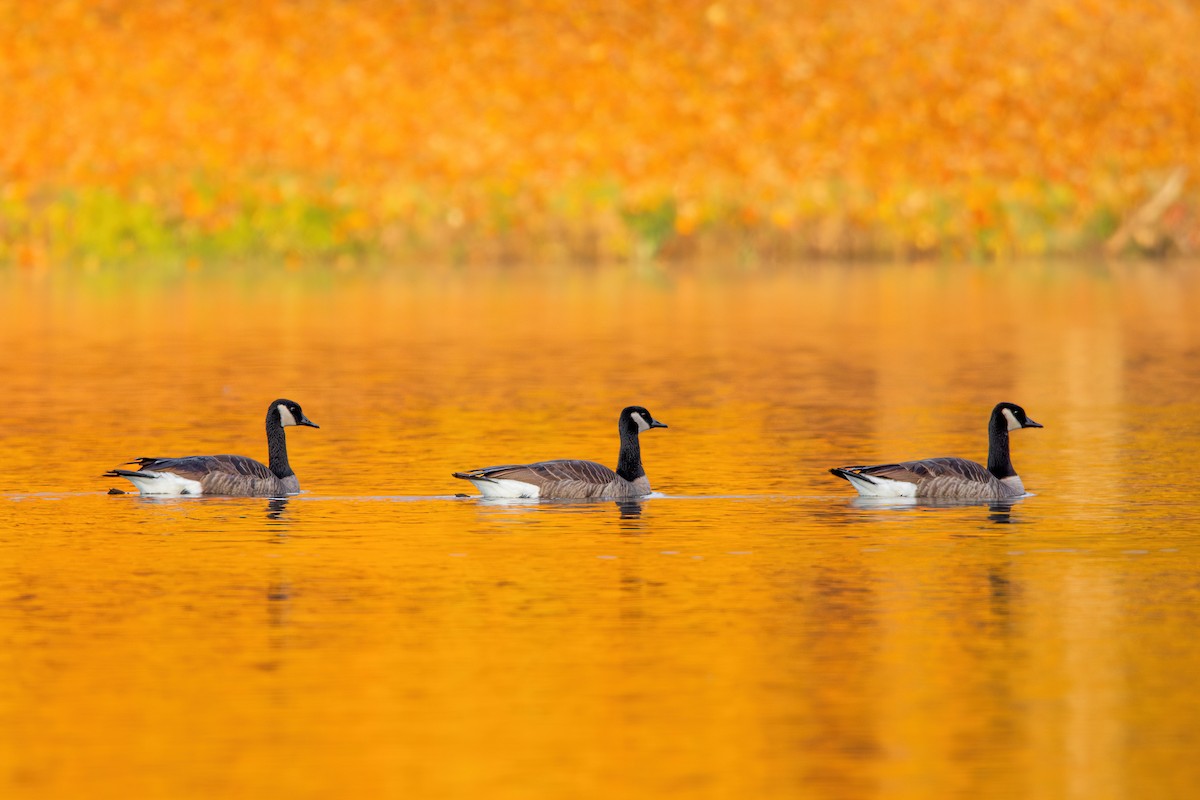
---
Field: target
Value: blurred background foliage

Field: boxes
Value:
[2,0,1198,268]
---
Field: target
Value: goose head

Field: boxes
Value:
[271,399,320,429]
[621,406,668,434]
[994,402,1042,432]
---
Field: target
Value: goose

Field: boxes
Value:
[453,406,668,499]
[829,402,1043,499]
[104,399,319,497]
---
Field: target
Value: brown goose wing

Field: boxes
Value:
[451,455,619,494]
[906,457,996,484]
[455,459,618,487]
[853,457,993,484]
[857,457,1011,498]
[130,454,276,482]
[110,455,291,497]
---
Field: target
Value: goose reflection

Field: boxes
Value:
[470,495,651,514]
[266,497,290,521]
[616,499,644,519]
[849,494,1026,524]
[987,502,1017,524]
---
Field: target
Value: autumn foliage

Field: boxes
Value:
[2,0,1199,266]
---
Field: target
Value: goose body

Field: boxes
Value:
[105,399,319,497]
[830,402,1042,500]
[453,406,668,500]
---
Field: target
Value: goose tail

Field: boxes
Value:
[103,468,143,479]
[829,467,873,484]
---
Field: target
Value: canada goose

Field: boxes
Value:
[453,406,668,499]
[830,402,1043,499]
[104,399,319,497]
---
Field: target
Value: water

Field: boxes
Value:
[1,261,1199,799]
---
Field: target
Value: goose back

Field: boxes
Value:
[108,455,299,497]
[105,398,318,497]
[831,457,1024,500]
[830,402,1041,499]
[453,459,652,499]
[453,405,666,500]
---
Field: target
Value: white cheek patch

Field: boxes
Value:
[1002,408,1021,431]
[631,412,650,433]
[277,404,298,427]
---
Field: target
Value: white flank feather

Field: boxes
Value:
[843,472,918,498]
[122,470,205,496]
[468,478,542,499]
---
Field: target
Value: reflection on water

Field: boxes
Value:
[987,502,1017,525]
[265,497,289,522]
[1,262,1200,799]
[848,495,1026,525]
[615,499,644,519]
[469,495,648,519]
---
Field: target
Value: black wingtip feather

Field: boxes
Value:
[452,470,494,482]
[103,469,143,479]
[829,467,877,485]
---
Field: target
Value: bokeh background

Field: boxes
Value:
[3,0,1199,269]
[6,5,1200,800]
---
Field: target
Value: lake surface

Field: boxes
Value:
[1,261,1199,799]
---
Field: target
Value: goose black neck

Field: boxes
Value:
[615,422,645,482]
[986,412,1016,479]
[266,413,294,478]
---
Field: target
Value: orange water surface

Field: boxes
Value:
[1,262,1199,799]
